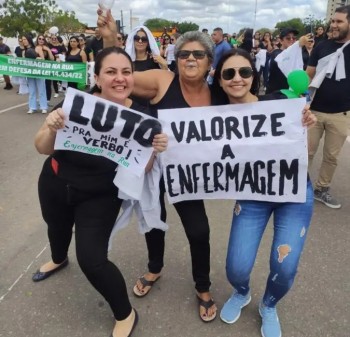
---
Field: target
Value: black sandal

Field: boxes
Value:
[133,275,161,297]
[197,295,217,323]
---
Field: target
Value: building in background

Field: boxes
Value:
[327,0,350,21]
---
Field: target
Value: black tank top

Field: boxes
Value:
[66,52,83,63]
[150,75,190,117]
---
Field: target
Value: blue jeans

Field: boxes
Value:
[226,180,313,307]
[27,78,47,110]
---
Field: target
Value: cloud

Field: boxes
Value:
[54,0,327,32]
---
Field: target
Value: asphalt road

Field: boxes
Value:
[0,82,349,337]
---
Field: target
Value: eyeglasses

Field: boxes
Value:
[133,35,148,43]
[221,67,253,80]
[176,50,207,60]
[38,38,45,41]
[284,36,297,41]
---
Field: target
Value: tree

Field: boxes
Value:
[50,10,87,40]
[274,18,305,36]
[0,0,58,37]
[302,16,327,35]
[143,18,172,32]
[174,21,199,34]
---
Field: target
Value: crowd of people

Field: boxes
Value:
[1,4,349,337]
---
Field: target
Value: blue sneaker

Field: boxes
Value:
[259,302,282,337]
[220,291,251,324]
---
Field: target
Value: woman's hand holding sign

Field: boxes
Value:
[46,108,65,133]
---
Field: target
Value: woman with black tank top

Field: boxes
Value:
[211,48,316,337]
[99,10,218,322]
[33,47,168,337]
[65,36,87,89]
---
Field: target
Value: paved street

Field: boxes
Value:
[0,82,349,337]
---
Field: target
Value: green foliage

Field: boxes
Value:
[302,16,328,34]
[143,18,172,32]
[143,18,198,34]
[0,0,85,38]
[0,0,58,37]
[274,18,306,36]
[50,10,87,40]
[176,21,199,34]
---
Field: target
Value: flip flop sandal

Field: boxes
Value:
[197,296,217,323]
[133,275,161,297]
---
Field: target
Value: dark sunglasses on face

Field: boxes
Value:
[133,35,148,43]
[117,36,123,41]
[38,37,45,41]
[221,67,253,80]
[177,50,207,60]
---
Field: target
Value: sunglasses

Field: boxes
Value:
[133,35,148,43]
[284,36,297,41]
[177,50,207,60]
[38,38,45,41]
[221,67,253,80]
[117,36,123,41]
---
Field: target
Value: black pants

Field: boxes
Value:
[45,80,59,101]
[38,161,131,320]
[145,179,211,293]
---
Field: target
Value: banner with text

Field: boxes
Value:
[159,98,308,204]
[0,55,87,83]
[55,88,161,176]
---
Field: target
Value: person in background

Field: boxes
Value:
[237,29,254,54]
[0,36,13,90]
[230,33,238,48]
[259,32,273,88]
[33,46,168,337]
[79,35,94,62]
[159,33,171,57]
[266,28,299,94]
[125,26,167,107]
[47,34,67,97]
[13,37,28,94]
[22,34,48,114]
[90,27,104,58]
[98,9,218,322]
[36,34,55,105]
[207,27,232,84]
[165,33,181,72]
[211,47,316,337]
[306,5,350,209]
[314,26,325,47]
[302,37,315,70]
[65,35,87,89]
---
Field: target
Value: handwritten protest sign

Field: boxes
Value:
[158,98,308,204]
[55,88,161,176]
[0,55,87,83]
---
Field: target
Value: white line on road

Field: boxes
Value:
[0,243,49,304]
[0,103,27,114]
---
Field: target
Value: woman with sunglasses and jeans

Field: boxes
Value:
[98,10,218,322]
[211,48,315,337]
[22,34,51,114]
[35,34,55,103]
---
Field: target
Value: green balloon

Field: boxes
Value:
[287,70,309,95]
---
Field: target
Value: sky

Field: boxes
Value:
[52,0,328,33]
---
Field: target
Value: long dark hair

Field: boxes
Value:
[211,48,260,105]
[67,35,80,55]
[91,47,134,94]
